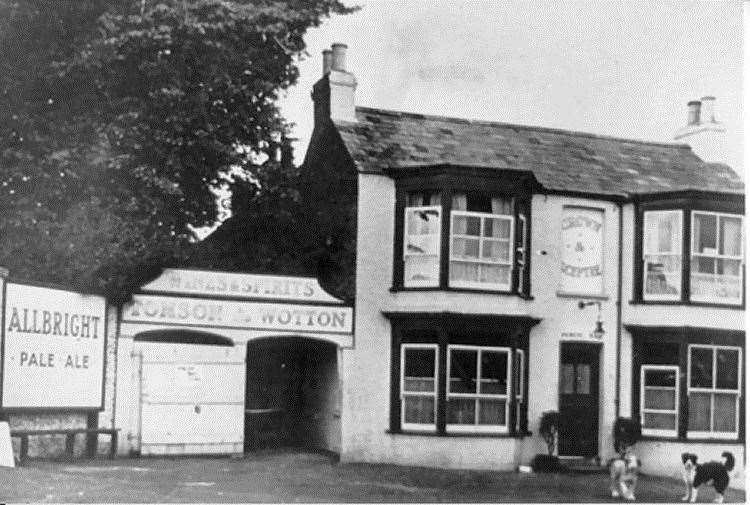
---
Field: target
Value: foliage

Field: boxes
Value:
[0,0,354,301]
[612,417,641,455]
[539,411,559,457]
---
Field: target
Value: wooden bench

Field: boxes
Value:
[10,428,118,462]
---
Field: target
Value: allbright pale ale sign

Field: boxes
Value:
[2,283,107,409]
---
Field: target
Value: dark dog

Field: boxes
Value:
[681,451,735,503]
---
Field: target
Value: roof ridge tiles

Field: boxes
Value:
[351,106,693,150]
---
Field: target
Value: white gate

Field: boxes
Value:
[136,342,245,456]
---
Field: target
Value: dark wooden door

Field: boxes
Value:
[558,343,599,457]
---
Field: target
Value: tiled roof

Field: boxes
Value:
[333,107,743,197]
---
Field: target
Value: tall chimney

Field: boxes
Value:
[311,42,357,124]
[687,100,701,125]
[322,49,332,76]
[700,96,716,123]
[331,43,347,71]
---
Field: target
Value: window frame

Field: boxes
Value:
[391,170,534,298]
[400,343,439,432]
[642,209,683,302]
[686,344,742,439]
[640,364,680,438]
[633,195,745,308]
[448,210,515,291]
[689,211,744,305]
[403,205,443,288]
[445,345,511,434]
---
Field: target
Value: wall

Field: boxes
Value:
[346,174,627,469]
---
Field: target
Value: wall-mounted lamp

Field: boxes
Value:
[578,300,605,339]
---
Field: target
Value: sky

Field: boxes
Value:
[279,0,744,174]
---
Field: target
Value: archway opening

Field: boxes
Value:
[244,337,340,454]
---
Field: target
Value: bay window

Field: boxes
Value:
[640,365,679,437]
[447,346,509,433]
[690,212,743,304]
[390,314,536,436]
[401,344,438,431]
[397,185,530,295]
[630,327,744,443]
[637,203,743,306]
[687,345,741,438]
[643,210,682,300]
[449,195,514,290]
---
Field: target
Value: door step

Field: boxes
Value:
[561,456,607,474]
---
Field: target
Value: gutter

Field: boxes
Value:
[615,201,624,418]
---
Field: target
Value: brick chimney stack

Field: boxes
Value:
[674,96,726,164]
[312,43,357,125]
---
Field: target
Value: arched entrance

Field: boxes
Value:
[245,337,340,454]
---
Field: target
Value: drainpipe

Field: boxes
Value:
[615,201,624,418]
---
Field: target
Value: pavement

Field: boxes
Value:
[0,449,745,503]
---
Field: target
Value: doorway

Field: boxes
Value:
[244,337,340,454]
[558,343,600,457]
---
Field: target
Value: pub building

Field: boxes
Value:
[302,44,744,487]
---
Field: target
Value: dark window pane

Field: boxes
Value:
[478,399,506,425]
[693,213,717,254]
[688,392,711,431]
[561,364,575,394]
[480,351,507,395]
[644,412,676,430]
[716,349,739,390]
[713,393,737,432]
[404,397,435,424]
[576,364,591,394]
[447,398,475,424]
[644,368,677,387]
[404,349,435,380]
[690,348,713,388]
[450,349,477,393]
[645,388,676,410]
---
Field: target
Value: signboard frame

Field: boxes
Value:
[0,280,108,412]
[558,205,607,297]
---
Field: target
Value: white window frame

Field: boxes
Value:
[446,345,510,434]
[449,210,514,291]
[403,205,442,288]
[689,211,744,305]
[400,343,439,432]
[643,209,683,301]
[687,344,742,439]
[515,349,524,430]
[517,215,527,294]
[640,365,679,437]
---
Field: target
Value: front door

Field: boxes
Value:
[558,343,599,457]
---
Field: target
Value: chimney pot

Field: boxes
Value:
[331,43,347,72]
[687,100,701,125]
[700,96,716,123]
[322,49,332,76]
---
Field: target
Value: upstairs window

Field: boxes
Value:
[643,210,682,300]
[403,192,441,288]
[690,212,743,304]
[638,205,743,306]
[449,194,514,290]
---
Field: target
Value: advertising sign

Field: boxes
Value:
[2,283,107,409]
[122,295,353,335]
[559,207,605,295]
[139,269,342,304]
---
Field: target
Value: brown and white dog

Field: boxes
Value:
[681,452,735,503]
[610,452,640,501]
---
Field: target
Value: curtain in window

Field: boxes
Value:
[644,211,681,298]
[491,197,512,215]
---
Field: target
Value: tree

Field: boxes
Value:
[0,0,354,301]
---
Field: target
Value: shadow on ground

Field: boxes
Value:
[0,449,745,503]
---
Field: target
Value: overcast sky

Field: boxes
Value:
[279,0,743,174]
